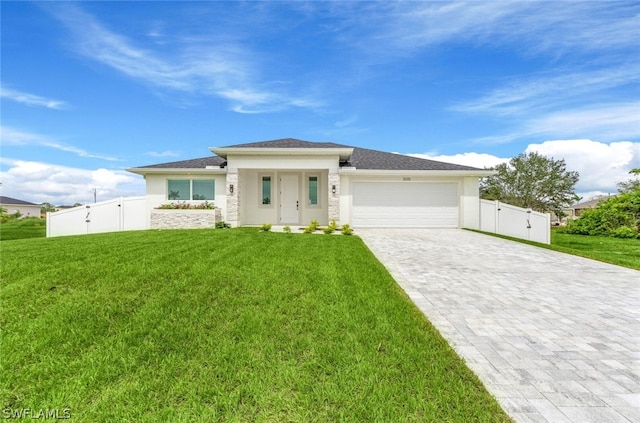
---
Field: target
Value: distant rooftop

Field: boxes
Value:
[0,196,39,206]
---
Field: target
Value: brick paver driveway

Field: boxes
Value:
[358,229,639,423]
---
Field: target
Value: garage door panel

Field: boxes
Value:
[352,182,459,228]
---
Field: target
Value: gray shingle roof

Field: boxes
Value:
[348,147,480,171]
[132,138,482,171]
[570,196,616,209]
[133,156,226,169]
[0,196,39,206]
[222,138,350,149]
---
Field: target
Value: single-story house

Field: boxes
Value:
[127,138,495,229]
[561,195,616,222]
[0,196,41,218]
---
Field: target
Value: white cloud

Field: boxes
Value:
[523,103,640,141]
[526,139,640,194]
[0,126,120,161]
[335,115,358,128]
[0,87,69,109]
[0,158,144,205]
[452,67,640,117]
[407,139,640,198]
[467,102,640,146]
[407,152,509,169]
[47,4,319,113]
[356,2,639,57]
[146,150,180,158]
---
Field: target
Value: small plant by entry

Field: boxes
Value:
[260,223,272,232]
[304,220,321,233]
[323,220,338,234]
[341,223,353,235]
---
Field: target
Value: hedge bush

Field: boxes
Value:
[565,190,640,238]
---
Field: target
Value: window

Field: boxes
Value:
[192,180,215,200]
[168,180,190,201]
[308,176,318,205]
[261,176,271,205]
[167,179,215,201]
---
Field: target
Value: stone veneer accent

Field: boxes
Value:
[226,173,239,227]
[328,172,340,222]
[151,209,221,229]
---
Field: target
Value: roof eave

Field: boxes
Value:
[125,167,228,175]
[338,168,497,176]
[210,147,354,161]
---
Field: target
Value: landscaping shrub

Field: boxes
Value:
[156,201,215,209]
[260,223,272,232]
[565,190,639,238]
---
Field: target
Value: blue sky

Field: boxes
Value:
[1,1,639,205]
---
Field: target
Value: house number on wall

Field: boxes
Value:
[403,177,411,181]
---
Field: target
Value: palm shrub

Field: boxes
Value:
[341,223,353,236]
[303,220,321,233]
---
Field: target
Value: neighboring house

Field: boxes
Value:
[563,195,616,221]
[0,196,41,218]
[127,138,494,228]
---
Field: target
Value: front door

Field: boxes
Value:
[280,174,299,224]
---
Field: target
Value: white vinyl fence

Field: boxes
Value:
[480,200,550,244]
[47,196,148,237]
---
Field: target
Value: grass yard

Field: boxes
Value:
[0,217,46,241]
[1,229,510,422]
[470,228,640,271]
[550,229,640,270]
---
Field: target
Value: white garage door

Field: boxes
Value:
[352,182,459,228]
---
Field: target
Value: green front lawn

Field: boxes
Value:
[470,228,640,271]
[0,217,46,241]
[1,229,509,422]
[550,229,640,270]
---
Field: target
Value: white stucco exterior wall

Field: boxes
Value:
[226,155,340,173]
[144,173,227,219]
[1,204,41,218]
[461,176,481,229]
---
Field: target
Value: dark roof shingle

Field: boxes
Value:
[131,138,482,171]
[348,147,480,171]
[0,196,39,206]
[221,138,350,149]
[134,156,226,169]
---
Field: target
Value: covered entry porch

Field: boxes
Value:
[232,169,336,226]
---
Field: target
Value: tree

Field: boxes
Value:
[617,168,640,193]
[480,151,580,217]
[40,202,57,214]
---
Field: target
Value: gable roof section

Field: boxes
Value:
[128,138,485,172]
[0,196,39,206]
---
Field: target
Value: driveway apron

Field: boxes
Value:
[358,229,639,423]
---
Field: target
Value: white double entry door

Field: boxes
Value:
[279,174,300,224]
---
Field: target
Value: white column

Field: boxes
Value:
[226,173,239,227]
[328,172,340,222]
